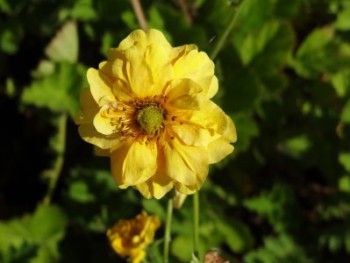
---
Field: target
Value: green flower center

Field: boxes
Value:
[137,107,164,135]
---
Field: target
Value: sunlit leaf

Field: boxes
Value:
[293,26,350,77]
[45,21,78,63]
[21,62,87,117]
[339,152,350,172]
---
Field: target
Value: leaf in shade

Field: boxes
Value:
[45,21,78,63]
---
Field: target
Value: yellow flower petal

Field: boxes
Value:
[207,139,234,164]
[123,46,155,97]
[99,61,134,101]
[123,141,157,185]
[93,105,115,135]
[145,43,173,89]
[146,29,172,48]
[118,29,146,50]
[110,143,130,187]
[188,99,228,136]
[107,212,160,262]
[172,49,218,98]
[170,99,231,146]
[163,138,208,186]
[172,123,212,146]
[111,141,157,187]
[75,88,99,125]
[166,79,203,110]
[175,182,199,195]
[117,29,171,51]
[87,68,116,106]
[78,124,125,150]
[136,148,174,199]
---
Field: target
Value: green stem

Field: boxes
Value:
[193,192,199,260]
[43,114,67,205]
[163,198,173,263]
[209,0,245,60]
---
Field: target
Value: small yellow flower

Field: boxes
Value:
[76,29,237,199]
[107,212,160,263]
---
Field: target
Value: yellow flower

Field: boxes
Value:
[107,212,160,263]
[76,29,237,199]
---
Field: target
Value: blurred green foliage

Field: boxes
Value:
[1,0,350,262]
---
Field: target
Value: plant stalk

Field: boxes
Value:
[209,0,245,60]
[163,198,173,263]
[193,192,200,260]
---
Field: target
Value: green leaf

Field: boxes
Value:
[244,183,298,233]
[21,62,87,117]
[338,175,350,192]
[339,152,350,172]
[216,219,254,253]
[68,181,96,203]
[235,0,301,35]
[29,205,67,242]
[0,205,67,263]
[171,235,193,262]
[231,113,259,152]
[31,60,55,78]
[121,10,138,29]
[341,100,350,124]
[235,21,294,74]
[70,0,97,21]
[141,199,166,221]
[244,235,312,263]
[281,135,311,158]
[0,243,39,263]
[331,69,350,97]
[0,0,11,13]
[334,6,350,30]
[148,5,165,30]
[0,22,22,54]
[293,26,350,77]
[45,21,79,63]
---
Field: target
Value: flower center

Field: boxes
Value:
[136,107,164,135]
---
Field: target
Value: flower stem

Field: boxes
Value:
[193,192,200,260]
[130,0,148,31]
[43,114,67,205]
[163,198,173,263]
[209,0,245,60]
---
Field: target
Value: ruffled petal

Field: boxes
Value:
[162,138,208,186]
[117,29,171,51]
[186,100,228,136]
[145,43,173,90]
[87,68,116,106]
[171,123,212,146]
[123,45,155,97]
[146,29,172,48]
[172,49,218,98]
[110,143,131,187]
[78,124,125,150]
[168,98,229,146]
[175,182,199,195]
[122,141,158,186]
[118,29,147,50]
[99,60,134,102]
[136,145,174,199]
[207,116,236,163]
[166,79,202,110]
[109,30,174,98]
[136,173,173,199]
